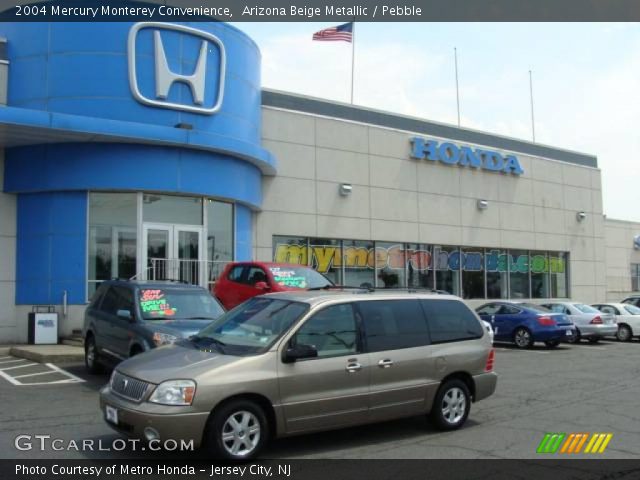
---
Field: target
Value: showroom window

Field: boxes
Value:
[271,236,570,299]
[88,193,138,297]
[89,193,234,299]
[631,264,640,292]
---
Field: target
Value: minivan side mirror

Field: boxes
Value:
[254,281,270,291]
[283,343,318,363]
[117,309,133,321]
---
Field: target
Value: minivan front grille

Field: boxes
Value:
[111,371,149,402]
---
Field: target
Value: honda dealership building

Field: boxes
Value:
[0,21,639,343]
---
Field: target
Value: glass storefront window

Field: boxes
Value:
[343,240,375,288]
[434,245,461,296]
[550,252,569,298]
[309,238,343,285]
[461,248,484,299]
[375,242,405,288]
[207,200,233,283]
[143,194,203,225]
[530,251,550,298]
[88,193,138,296]
[406,243,434,290]
[486,249,508,299]
[271,237,570,300]
[273,236,310,265]
[509,250,530,299]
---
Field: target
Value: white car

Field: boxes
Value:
[592,303,640,342]
[541,302,618,343]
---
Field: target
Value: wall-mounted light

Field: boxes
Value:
[576,211,587,222]
[477,199,489,210]
[339,183,352,196]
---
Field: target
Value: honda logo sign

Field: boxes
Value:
[128,22,226,114]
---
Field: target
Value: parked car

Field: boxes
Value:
[592,303,640,341]
[621,295,640,308]
[475,301,575,348]
[541,302,617,344]
[213,262,334,310]
[84,280,225,373]
[100,291,497,460]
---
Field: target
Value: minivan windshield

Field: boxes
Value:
[194,297,309,354]
[268,266,333,289]
[138,288,224,321]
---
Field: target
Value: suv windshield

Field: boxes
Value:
[269,266,333,289]
[138,287,224,320]
[195,297,309,353]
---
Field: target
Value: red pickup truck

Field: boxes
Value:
[213,262,334,310]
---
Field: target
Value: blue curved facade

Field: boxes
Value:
[0,21,274,305]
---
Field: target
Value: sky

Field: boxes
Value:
[231,22,640,222]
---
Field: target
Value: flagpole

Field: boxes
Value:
[454,47,461,127]
[350,21,355,104]
[529,70,536,142]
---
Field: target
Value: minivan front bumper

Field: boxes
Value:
[473,372,498,402]
[99,385,209,448]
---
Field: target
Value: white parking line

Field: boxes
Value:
[0,363,38,371]
[0,356,85,386]
[0,359,28,365]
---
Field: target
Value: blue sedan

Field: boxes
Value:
[476,302,576,348]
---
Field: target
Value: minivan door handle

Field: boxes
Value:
[346,362,362,373]
[378,359,393,368]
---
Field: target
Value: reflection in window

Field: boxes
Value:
[308,238,342,285]
[375,242,405,289]
[434,246,460,296]
[88,193,138,297]
[631,263,640,292]
[550,252,569,298]
[294,304,357,358]
[509,250,530,299]
[461,248,484,299]
[207,200,233,283]
[406,244,433,290]
[143,194,203,225]
[530,251,550,298]
[486,249,508,299]
[343,239,374,288]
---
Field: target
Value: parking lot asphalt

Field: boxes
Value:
[0,339,639,460]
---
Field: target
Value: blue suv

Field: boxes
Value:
[83,280,225,373]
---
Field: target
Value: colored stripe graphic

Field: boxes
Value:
[584,433,613,454]
[537,433,566,453]
[538,433,613,454]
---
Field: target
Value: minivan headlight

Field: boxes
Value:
[153,332,178,346]
[149,380,196,406]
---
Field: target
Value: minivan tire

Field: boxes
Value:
[430,379,471,431]
[84,336,102,374]
[206,400,269,461]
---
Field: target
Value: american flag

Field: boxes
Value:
[312,23,353,42]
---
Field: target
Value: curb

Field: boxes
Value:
[9,346,85,364]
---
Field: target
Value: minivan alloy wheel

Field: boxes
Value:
[442,387,466,424]
[221,410,261,456]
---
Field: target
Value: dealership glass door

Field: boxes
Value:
[143,224,204,286]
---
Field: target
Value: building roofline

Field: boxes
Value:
[261,89,598,169]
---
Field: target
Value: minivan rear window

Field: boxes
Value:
[421,300,484,344]
[358,300,430,352]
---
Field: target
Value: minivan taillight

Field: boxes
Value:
[590,315,603,324]
[485,349,495,372]
[537,316,556,326]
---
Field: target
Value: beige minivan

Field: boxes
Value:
[99,291,497,459]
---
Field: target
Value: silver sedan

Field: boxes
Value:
[541,302,617,343]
